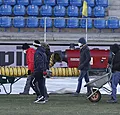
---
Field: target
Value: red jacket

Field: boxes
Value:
[26,48,35,72]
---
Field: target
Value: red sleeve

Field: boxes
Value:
[26,51,34,72]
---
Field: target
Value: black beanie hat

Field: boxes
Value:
[22,43,30,50]
[33,40,41,47]
[69,43,75,49]
[78,37,86,44]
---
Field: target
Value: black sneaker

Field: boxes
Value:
[34,97,46,104]
[34,96,45,104]
[45,97,48,102]
[34,96,39,102]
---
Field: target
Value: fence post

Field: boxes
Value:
[85,18,88,42]
[44,17,47,42]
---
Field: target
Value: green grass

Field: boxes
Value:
[0,94,120,115]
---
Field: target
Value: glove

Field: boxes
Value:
[28,70,31,75]
[43,71,47,76]
[46,70,52,78]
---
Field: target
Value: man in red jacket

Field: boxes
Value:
[20,43,40,95]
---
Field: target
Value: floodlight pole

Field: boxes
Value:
[44,17,47,43]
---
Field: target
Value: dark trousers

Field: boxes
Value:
[23,74,40,94]
[22,75,33,94]
[76,70,91,93]
[34,72,46,97]
[30,77,40,96]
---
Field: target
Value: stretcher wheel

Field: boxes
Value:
[88,89,101,102]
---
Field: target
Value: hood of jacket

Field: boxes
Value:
[110,44,120,54]
[80,44,88,51]
[36,46,45,53]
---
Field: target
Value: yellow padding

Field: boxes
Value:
[0,66,80,77]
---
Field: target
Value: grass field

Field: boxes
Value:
[0,94,120,115]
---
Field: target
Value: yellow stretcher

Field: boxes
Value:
[0,66,80,94]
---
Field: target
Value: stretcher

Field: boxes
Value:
[0,66,52,94]
[84,67,112,102]
[0,66,28,94]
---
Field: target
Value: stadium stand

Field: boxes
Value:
[0,0,120,44]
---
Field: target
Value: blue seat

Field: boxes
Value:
[27,17,38,28]
[57,0,68,6]
[54,5,65,17]
[93,6,105,17]
[44,0,55,6]
[67,6,78,17]
[17,0,29,5]
[67,18,79,28]
[70,0,82,7]
[54,17,65,28]
[0,0,2,5]
[80,19,92,28]
[86,0,95,7]
[0,16,11,27]
[4,0,16,5]
[27,5,38,16]
[96,0,108,7]
[94,19,106,29]
[13,5,25,16]
[40,5,52,16]
[80,6,92,17]
[30,0,42,6]
[107,17,119,29]
[13,16,25,28]
[0,5,12,16]
[40,17,52,28]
